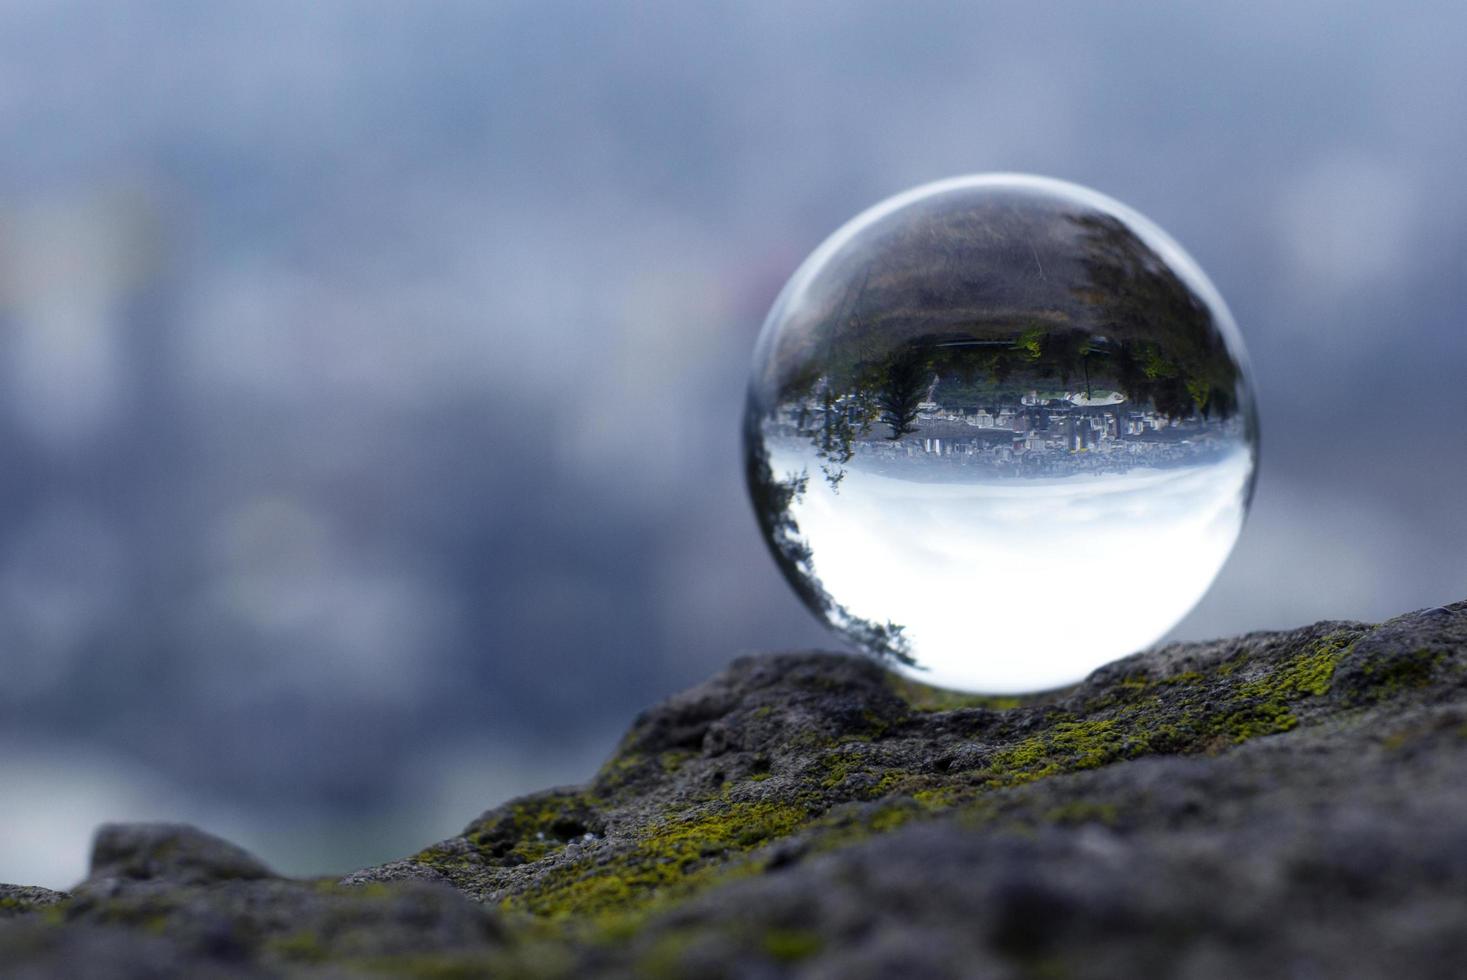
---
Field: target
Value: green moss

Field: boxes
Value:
[411,843,468,870]
[886,673,1030,712]
[983,718,1125,786]
[871,770,915,796]
[778,798,925,863]
[666,801,807,852]
[432,790,604,872]
[510,801,810,921]
[816,757,926,800]
[867,803,916,833]
[1044,801,1119,826]
[658,750,695,773]
[860,709,893,737]
[269,931,328,963]
[1238,638,1345,700]
[636,928,703,979]
[1380,728,1412,751]
[913,786,961,809]
[630,923,823,977]
[604,747,643,771]
[818,751,866,789]
[762,928,823,961]
[0,893,68,919]
[1218,700,1297,743]
[1356,648,1448,699]
[969,636,1359,785]
[595,751,648,791]
[1088,669,1206,711]
[1212,634,1351,743]
[69,892,184,933]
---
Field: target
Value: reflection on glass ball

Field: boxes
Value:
[744,175,1258,693]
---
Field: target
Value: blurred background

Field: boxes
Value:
[1,1,1465,889]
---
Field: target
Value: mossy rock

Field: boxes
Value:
[4,600,1467,978]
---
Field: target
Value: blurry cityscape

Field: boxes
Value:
[1,1,1467,888]
[774,385,1243,481]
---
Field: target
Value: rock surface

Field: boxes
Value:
[3,600,1467,978]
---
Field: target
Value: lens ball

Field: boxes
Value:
[744,175,1257,692]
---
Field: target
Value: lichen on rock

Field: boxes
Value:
[3,600,1467,977]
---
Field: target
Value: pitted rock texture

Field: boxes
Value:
[3,600,1467,978]
[0,885,67,918]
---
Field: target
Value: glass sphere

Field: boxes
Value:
[744,175,1258,693]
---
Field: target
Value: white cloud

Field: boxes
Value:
[771,446,1253,692]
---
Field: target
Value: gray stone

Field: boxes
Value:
[85,823,278,887]
[0,884,68,918]
[1,599,1465,977]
